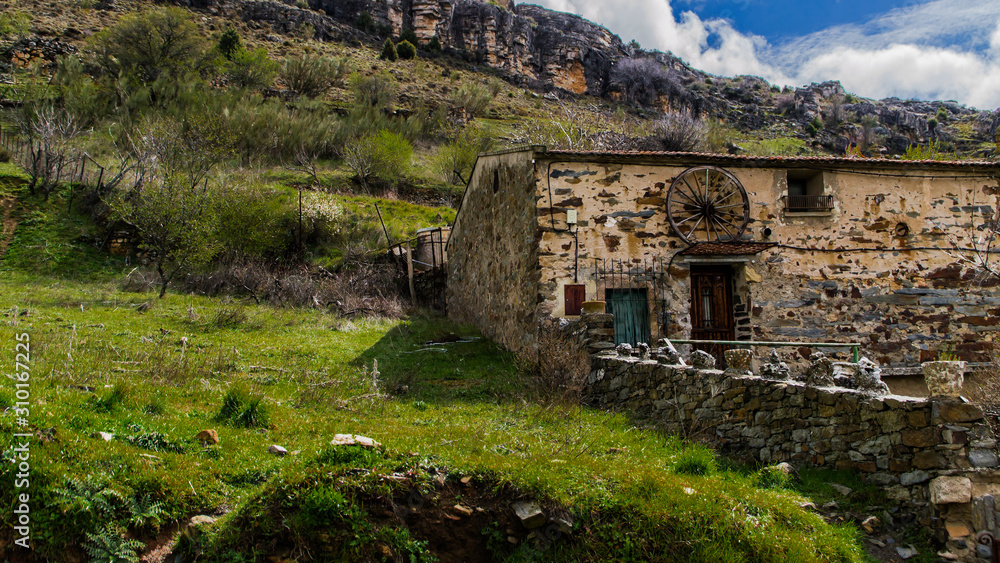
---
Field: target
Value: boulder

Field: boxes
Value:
[331,434,381,449]
[196,429,220,445]
[690,350,716,369]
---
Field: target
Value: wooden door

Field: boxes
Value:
[690,266,734,365]
[606,288,651,346]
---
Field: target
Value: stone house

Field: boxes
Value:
[445,146,1000,371]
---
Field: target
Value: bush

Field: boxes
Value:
[218,28,242,60]
[214,387,271,429]
[450,82,494,117]
[342,130,412,192]
[670,445,717,476]
[227,47,279,90]
[427,36,442,52]
[806,116,822,137]
[755,465,793,489]
[611,58,680,106]
[356,11,377,34]
[434,124,494,184]
[280,54,349,98]
[531,320,590,401]
[349,72,399,109]
[396,40,417,60]
[379,38,398,61]
[651,112,705,152]
[399,28,419,47]
[90,7,210,86]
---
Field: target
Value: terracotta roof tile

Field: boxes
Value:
[680,241,778,256]
[539,149,999,169]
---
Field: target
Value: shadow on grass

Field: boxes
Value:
[352,310,528,404]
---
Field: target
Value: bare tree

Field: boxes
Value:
[15,104,83,200]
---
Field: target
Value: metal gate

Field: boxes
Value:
[594,258,669,346]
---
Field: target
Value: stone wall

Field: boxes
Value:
[583,349,1000,561]
[532,151,1000,367]
[446,150,541,355]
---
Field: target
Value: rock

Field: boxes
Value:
[91,431,114,442]
[760,350,790,380]
[196,429,219,445]
[724,348,753,374]
[934,401,984,424]
[945,521,970,538]
[453,504,474,517]
[512,501,546,529]
[929,476,972,505]
[636,342,650,361]
[900,470,931,486]
[268,445,288,456]
[830,483,853,496]
[895,546,917,559]
[861,515,880,533]
[616,343,633,357]
[690,349,716,369]
[922,361,966,398]
[937,551,959,561]
[553,515,573,534]
[856,357,889,395]
[189,515,216,527]
[331,434,381,449]
[970,449,999,468]
[806,352,834,386]
[656,338,683,365]
[771,462,796,478]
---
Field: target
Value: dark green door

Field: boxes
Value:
[606,288,651,345]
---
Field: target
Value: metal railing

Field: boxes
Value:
[0,125,110,190]
[782,194,834,212]
[669,339,862,362]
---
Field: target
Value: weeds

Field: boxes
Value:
[215,386,272,429]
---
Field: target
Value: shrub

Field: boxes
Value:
[396,40,417,60]
[342,130,412,192]
[379,38,398,61]
[399,28,419,47]
[651,112,706,152]
[280,54,349,98]
[611,58,679,106]
[356,11,377,34]
[531,320,590,402]
[218,28,242,60]
[89,382,130,413]
[0,10,30,41]
[301,486,351,527]
[450,82,494,117]
[427,36,442,52]
[434,124,494,184]
[227,47,279,90]
[90,7,209,86]
[806,116,823,137]
[755,465,793,489]
[349,72,399,109]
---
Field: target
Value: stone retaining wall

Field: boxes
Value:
[584,351,1000,561]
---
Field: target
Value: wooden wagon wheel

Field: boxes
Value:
[665,166,750,244]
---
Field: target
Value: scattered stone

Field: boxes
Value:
[615,343,633,357]
[822,501,839,510]
[460,476,473,484]
[929,476,972,505]
[895,545,917,559]
[830,483,853,496]
[945,521,970,538]
[553,515,573,534]
[861,515,880,533]
[690,349,716,369]
[856,357,890,396]
[268,445,288,456]
[937,551,959,561]
[91,431,114,442]
[512,501,546,529]
[453,504,474,517]
[188,515,216,527]
[331,434,381,449]
[196,429,219,445]
[760,350,790,380]
[798,501,817,511]
[656,338,684,365]
[869,539,886,548]
[636,342,651,361]
[771,462,796,478]
[806,352,834,386]
[724,348,753,374]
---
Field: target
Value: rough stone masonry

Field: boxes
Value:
[581,327,1000,561]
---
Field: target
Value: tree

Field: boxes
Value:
[399,29,419,47]
[14,104,83,201]
[218,28,243,60]
[396,40,417,60]
[105,118,233,297]
[341,130,412,193]
[611,58,677,106]
[379,38,397,61]
[90,7,209,86]
[428,36,442,52]
[228,48,279,90]
[434,124,494,184]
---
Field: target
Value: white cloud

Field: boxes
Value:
[526,0,1000,109]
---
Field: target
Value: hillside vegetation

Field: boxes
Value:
[0,0,964,560]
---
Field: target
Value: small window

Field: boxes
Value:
[492,169,500,194]
[783,170,832,212]
[564,284,585,316]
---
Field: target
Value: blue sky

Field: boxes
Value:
[528,0,1000,109]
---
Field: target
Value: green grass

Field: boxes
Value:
[0,174,871,561]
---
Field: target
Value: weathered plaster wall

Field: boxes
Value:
[585,352,1000,561]
[533,155,1000,366]
[446,150,541,355]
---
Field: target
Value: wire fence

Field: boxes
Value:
[0,124,109,190]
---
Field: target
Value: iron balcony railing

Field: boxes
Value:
[782,194,834,212]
